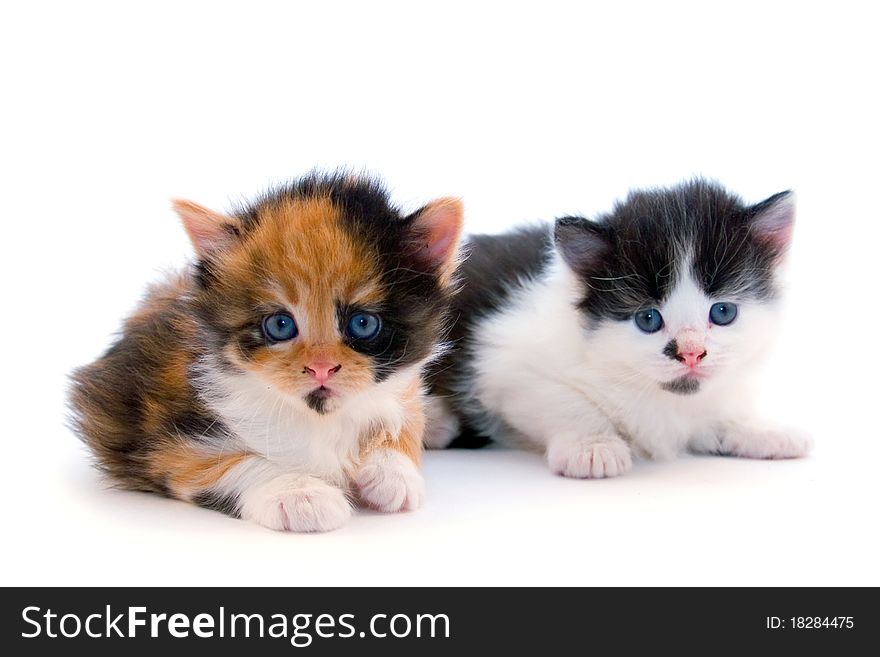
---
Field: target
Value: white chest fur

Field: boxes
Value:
[196,360,420,484]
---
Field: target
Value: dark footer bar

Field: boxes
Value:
[1,587,874,654]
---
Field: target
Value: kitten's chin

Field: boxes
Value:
[303,387,341,415]
[660,375,702,396]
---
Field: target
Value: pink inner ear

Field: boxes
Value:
[752,193,795,252]
[172,199,238,256]
[425,225,457,263]
[413,198,464,269]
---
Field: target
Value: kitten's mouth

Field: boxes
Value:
[304,386,337,414]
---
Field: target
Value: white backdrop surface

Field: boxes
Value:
[1,1,877,586]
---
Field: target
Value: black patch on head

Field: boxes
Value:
[193,490,241,518]
[555,179,789,322]
[326,176,453,381]
[661,377,701,395]
[427,226,553,441]
[662,339,679,362]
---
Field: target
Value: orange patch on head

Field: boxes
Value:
[221,195,383,336]
[257,197,379,294]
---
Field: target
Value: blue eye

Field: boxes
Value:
[634,308,664,333]
[262,312,298,342]
[709,302,738,326]
[346,312,381,340]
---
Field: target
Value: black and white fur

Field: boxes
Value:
[427,179,812,477]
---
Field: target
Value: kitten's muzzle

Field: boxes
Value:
[675,349,707,369]
[303,361,342,386]
[668,328,707,370]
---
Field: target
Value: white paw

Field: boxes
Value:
[240,475,351,533]
[722,425,813,460]
[547,435,633,479]
[356,449,425,512]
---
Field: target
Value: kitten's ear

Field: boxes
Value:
[748,190,795,259]
[405,197,465,287]
[554,216,610,277]
[172,199,242,257]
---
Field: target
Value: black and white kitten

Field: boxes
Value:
[427,179,812,477]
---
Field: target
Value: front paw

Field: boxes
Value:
[355,449,425,512]
[240,475,352,533]
[721,425,813,460]
[547,434,632,479]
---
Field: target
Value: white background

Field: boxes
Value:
[2,1,878,586]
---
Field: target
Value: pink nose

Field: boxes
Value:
[678,349,707,369]
[304,361,341,385]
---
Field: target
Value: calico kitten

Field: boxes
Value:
[70,172,463,531]
[427,179,811,477]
